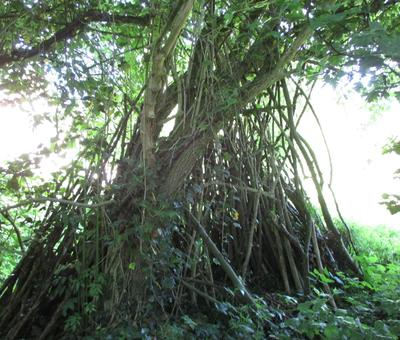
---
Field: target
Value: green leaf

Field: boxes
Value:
[182,315,197,330]
[311,13,346,28]
[162,277,175,289]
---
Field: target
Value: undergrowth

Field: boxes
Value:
[1,220,399,339]
[90,221,400,339]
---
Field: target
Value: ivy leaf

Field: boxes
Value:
[162,277,175,289]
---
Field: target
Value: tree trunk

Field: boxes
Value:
[0,2,363,338]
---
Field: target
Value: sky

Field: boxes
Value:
[0,84,399,228]
[0,100,52,159]
[0,97,73,179]
[299,83,400,228]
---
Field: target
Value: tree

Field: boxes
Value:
[0,0,399,338]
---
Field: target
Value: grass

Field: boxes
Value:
[350,222,400,263]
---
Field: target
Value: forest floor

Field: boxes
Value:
[1,221,399,339]
[91,222,400,339]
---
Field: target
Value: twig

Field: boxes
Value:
[1,212,25,254]
[187,210,256,306]
[203,181,275,198]
[311,224,337,310]
[0,197,114,214]
[181,280,220,305]
[241,191,261,279]
[0,10,151,67]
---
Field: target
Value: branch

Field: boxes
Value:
[188,210,256,306]
[241,25,313,104]
[140,0,194,169]
[0,10,151,67]
[0,196,114,214]
[161,25,313,197]
[203,181,275,199]
[180,280,220,305]
[1,212,25,255]
[241,192,261,279]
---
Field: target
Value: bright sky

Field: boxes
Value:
[300,83,400,229]
[0,98,71,178]
[1,85,399,228]
[0,101,52,158]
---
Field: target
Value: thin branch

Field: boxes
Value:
[241,25,313,104]
[1,212,25,255]
[181,280,220,305]
[0,10,151,67]
[187,210,256,306]
[203,181,275,199]
[0,197,114,214]
[241,191,261,279]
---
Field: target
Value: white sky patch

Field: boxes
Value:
[160,104,177,137]
[0,99,76,179]
[0,102,54,162]
[300,83,400,229]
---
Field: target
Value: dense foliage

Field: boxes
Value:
[0,0,399,338]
